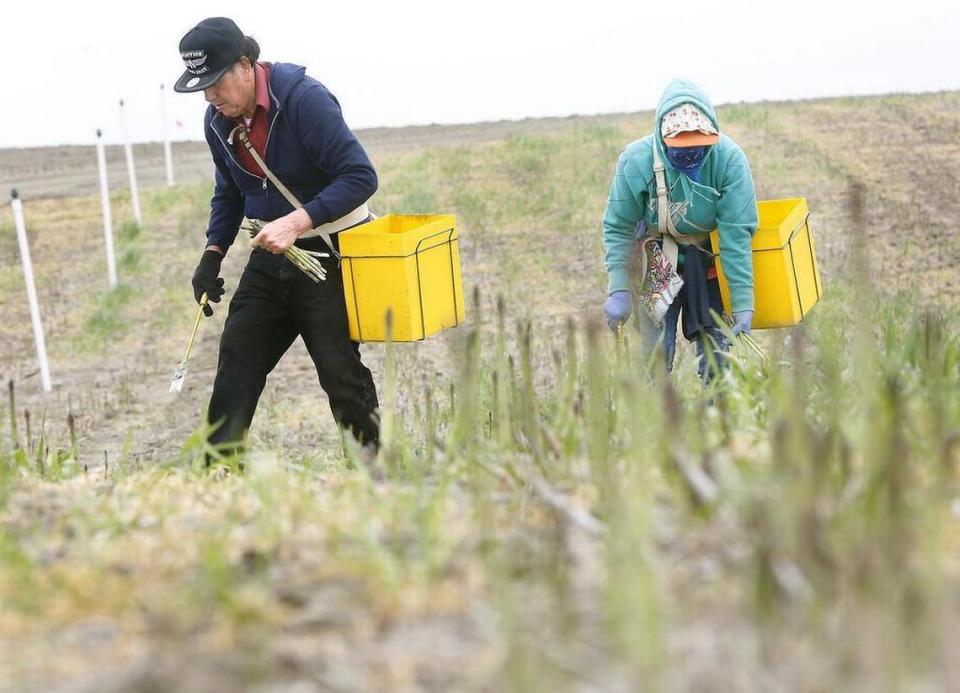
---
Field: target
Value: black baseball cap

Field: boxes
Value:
[174,17,245,93]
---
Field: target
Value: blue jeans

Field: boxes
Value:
[636,289,730,382]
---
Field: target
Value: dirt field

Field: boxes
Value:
[2,91,957,465]
[1,91,959,691]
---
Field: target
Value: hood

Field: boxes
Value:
[653,79,719,162]
[265,62,308,105]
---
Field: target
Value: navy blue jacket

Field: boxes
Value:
[203,62,378,252]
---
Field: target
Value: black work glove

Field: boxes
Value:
[192,249,225,317]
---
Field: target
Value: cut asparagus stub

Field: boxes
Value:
[169,361,188,392]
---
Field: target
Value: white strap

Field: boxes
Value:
[651,145,707,269]
[652,146,678,237]
[652,148,680,269]
[300,203,370,239]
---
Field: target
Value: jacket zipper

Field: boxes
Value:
[211,97,284,213]
[261,107,281,212]
[210,113,261,184]
[262,83,282,162]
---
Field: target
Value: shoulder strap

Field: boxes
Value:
[230,125,338,257]
[652,145,680,239]
[651,145,708,269]
[652,145,682,269]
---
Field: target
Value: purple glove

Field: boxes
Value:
[732,310,753,336]
[604,290,632,332]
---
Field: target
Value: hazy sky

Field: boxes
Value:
[3,0,957,148]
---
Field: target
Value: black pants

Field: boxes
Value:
[207,236,380,451]
[658,277,730,381]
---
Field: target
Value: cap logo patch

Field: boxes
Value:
[186,77,201,88]
[181,50,209,74]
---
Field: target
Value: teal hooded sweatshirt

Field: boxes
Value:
[603,80,758,313]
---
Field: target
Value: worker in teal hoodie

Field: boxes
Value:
[602,79,758,377]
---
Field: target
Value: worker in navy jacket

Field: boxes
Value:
[174,17,380,456]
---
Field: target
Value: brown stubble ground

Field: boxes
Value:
[1,92,958,691]
[5,91,958,467]
[0,112,632,465]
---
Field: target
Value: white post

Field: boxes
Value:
[95,129,118,289]
[160,84,175,187]
[118,99,143,225]
[10,189,52,393]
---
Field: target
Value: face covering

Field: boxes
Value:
[666,145,707,173]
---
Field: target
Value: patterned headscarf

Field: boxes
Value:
[660,103,718,140]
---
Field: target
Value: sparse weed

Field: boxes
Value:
[721,103,771,128]
[2,286,959,689]
[74,284,137,351]
[117,220,142,272]
[1,96,959,690]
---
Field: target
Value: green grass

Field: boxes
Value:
[2,92,959,690]
[73,284,137,352]
[140,182,213,240]
[719,103,772,129]
[2,284,958,689]
[117,220,142,273]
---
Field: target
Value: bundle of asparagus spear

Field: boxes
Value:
[738,331,769,364]
[240,218,327,283]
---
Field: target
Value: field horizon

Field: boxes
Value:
[4,87,959,202]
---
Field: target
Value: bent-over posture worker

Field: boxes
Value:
[602,79,758,379]
[174,17,380,453]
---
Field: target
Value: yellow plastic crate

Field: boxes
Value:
[709,198,822,329]
[339,214,465,342]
